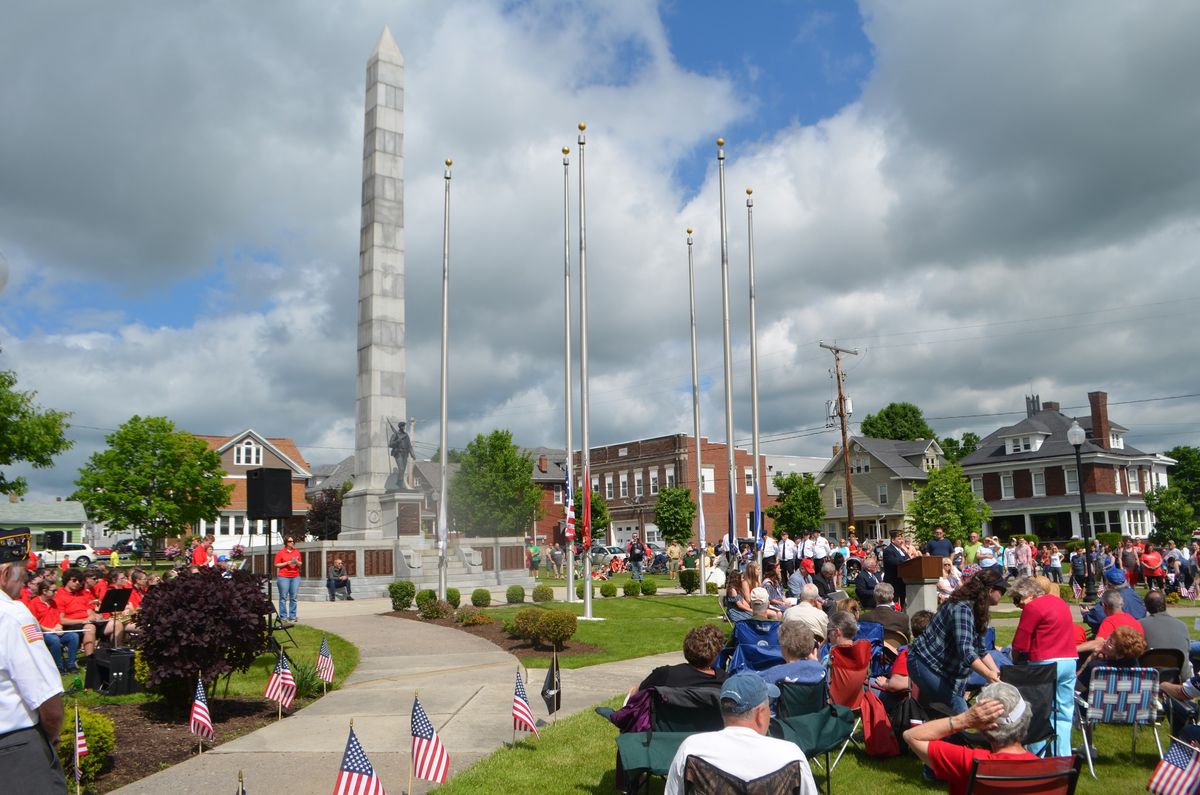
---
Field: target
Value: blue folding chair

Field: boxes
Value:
[855,620,890,677]
[718,619,783,673]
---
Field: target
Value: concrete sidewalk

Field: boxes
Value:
[112,597,673,795]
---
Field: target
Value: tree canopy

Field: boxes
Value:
[907,462,991,543]
[72,416,231,541]
[449,429,543,537]
[588,489,610,538]
[654,486,697,545]
[860,401,936,441]
[306,487,344,540]
[1145,485,1197,545]
[940,432,981,463]
[764,472,823,539]
[0,368,72,496]
[1165,445,1200,512]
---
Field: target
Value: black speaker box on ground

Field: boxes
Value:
[85,648,139,695]
[246,467,293,520]
[43,530,64,550]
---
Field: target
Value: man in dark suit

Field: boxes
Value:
[882,529,911,608]
[854,556,881,609]
[859,582,912,641]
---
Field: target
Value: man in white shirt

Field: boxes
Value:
[811,532,831,565]
[761,534,778,568]
[780,532,798,577]
[665,672,817,794]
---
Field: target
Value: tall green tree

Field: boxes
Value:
[588,490,610,540]
[940,432,981,463]
[860,401,936,441]
[0,368,72,496]
[764,473,823,539]
[907,462,991,543]
[305,488,343,540]
[72,416,231,542]
[1165,445,1200,510]
[1144,485,1197,545]
[449,429,543,537]
[654,486,697,545]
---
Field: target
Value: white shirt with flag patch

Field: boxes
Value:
[0,591,64,733]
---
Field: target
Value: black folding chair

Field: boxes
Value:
[684,755,808,795]
[999,663,1060,756]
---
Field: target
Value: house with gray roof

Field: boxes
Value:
[959,392,1174,540]
[0,499,89,546]
[816,437,945,541]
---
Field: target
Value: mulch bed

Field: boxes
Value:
[90,699,277,793]
[386,609,602,660]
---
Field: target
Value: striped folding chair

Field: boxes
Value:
[1076,665,1163,778]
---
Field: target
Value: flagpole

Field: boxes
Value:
[238,770,244,795]
[75,702,81,795]
[746,187,763,570]
[717,138,737,553]
[408,692,417,795]
[563,145,576,603]
[437,158,452,602]
[513,665,518,746]
[198,669,204,755]
[577,122,595,621]
[552,648,559,725]
[687,228,708,594]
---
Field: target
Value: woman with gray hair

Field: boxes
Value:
[903,682,1037,795]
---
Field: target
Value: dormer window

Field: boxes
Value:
[234,439,262,466]
[1110,432,1124,449]
[1005,434,1045,454]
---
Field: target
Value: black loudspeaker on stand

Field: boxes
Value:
[86,648,139,695]
[246,467,295,637]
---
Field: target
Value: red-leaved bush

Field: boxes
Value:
[137,567,272,707]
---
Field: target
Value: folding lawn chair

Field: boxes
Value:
[1075,665,1163,779]
[828,639,872,770]
[771,680,853,795]
[999,663,1060,756]
[964,755,1082,795]
[683,755,808,795]
[614,686,724,794]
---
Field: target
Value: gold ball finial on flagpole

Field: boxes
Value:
[717,137,725,147]
[746,188,753,196]
[578,122,587,131]
[687,227,694,235]
[562,147,569,156]
[445,158,453,167]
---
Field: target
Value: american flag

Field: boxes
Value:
[22,623,42,643]
[1149,739,1200,795]
[513,670,539,736]
[317,636,335,684]
[74,707,89,783]
[264,652,296,710]
[563,462,575,540]
[411,696,449,784]
[190,677,214,739]
[333,726,386,795]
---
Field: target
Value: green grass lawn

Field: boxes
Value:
[434,693,1164,794]
[486,587,724,669]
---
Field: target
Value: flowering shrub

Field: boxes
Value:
[163,544,182,560]
[230,543,246,559]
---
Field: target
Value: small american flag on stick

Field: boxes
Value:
[74,706,89,783]
[264,652,297,710]
[513,669,539,737]
[411,696,449,784]
[334,725,386,795]
[317,635,335,684]
[190,677,214,739]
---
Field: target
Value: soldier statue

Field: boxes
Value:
[388,420,413,489]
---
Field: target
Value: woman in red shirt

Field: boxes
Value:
[274,536,302,624]
[1009,576,1077,756]
[1141,543,1165,591]
[52,569,98,658]
[31,580,82,673]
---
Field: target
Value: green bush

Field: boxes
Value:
[419,598,454,620]
[512,608,543,643]
[415,588,437,610]
[59,706,116,786]
[506,584,526,604]
[1059,584,1076,601]
[575,580,589,599]
[462,611,494,626]
[455,605,479,624]
[641,578,658,596]
[446,587,461,608]
[1096,532,1124,551]
[1006,533,1040,545]
[388,581,416,611]
[623,579,641,597]
[679,568,700,594]
[600,581,617,598]
[537,609,578,649]
[471,588,492,607]
[289,658,324,699]
[532,584,554,603]
[706,581,719,595]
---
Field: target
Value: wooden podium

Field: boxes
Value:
[898,555,942,615]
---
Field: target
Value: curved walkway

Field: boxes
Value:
[112,597,672,795]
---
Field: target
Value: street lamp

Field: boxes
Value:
[1066,420,1098,603]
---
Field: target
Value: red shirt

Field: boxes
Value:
[91,580,108,602]
[29,598,62,630]
[1073,624,1087,645]
[892,648,909,677]
[928,741,1038,795]
[1012,594,1078,661]
[275,548,301,578]
[1141,552,1164,577]
[127,586,144,610]
[192,545,212,567]
[54,588,95,621]
[1097,611,1145,641]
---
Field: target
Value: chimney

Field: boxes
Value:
[538,454,548,473]
[1025,394,1041,417]
[1088,391,1110,449]
[1043,401,1060,412]
[832,443,842,456]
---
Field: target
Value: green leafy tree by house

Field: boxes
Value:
[940,432,981,463]
[449,429,543,537]
[654,486,697,545]
[72,416,231,543]
[0,368,72,496]
[588,490,610,540]
[305,488,343,540]
[1144,485,1197,545]
[1165,445,1200,512]
[764,472,823,539]
[860,401,936,441]
[907,462,991,544]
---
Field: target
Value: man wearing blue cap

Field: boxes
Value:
[664,671,817,794]
[1082,567,1145,637]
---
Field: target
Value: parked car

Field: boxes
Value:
[646,541,666,555]
[39,543,98,568]
[589,545,627,566]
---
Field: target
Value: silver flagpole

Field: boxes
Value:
[746,188,763,570]
[437,158,452,601]
[577,123,594,620]
[717,138,737,555]
[687,228,708,593]
[562,146,576,602]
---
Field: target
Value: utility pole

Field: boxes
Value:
[820,342,858,537]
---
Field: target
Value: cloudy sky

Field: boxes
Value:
[2,0,1198,499]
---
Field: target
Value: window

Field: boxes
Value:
[665,465,675,488]
[553,484,563,504]
[634,472,644,498]
[605,476,614,500]
[925,454,938,471]
[1127,509,1147,536]
[619,473,629,498]
[649,472,660,495]
[591,475,599,496]
[744,467,754,491]
[1032,470,1045,498]
[701,467,715,494]
[851,453,870,474]
[1128,467,1140,494]
[234,439,262,466]
[1065,467,1079,494]
[878,484,889,505]
[971,477,984,499]
[1110,432,1124,449]
[618,447,628,457]
[1001,472,1014,499]
[834,487,844,508]
[1007,436,1033,454]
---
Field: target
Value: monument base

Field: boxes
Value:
[340,485,423,540]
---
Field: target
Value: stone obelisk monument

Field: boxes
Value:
[341,26,413,539]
